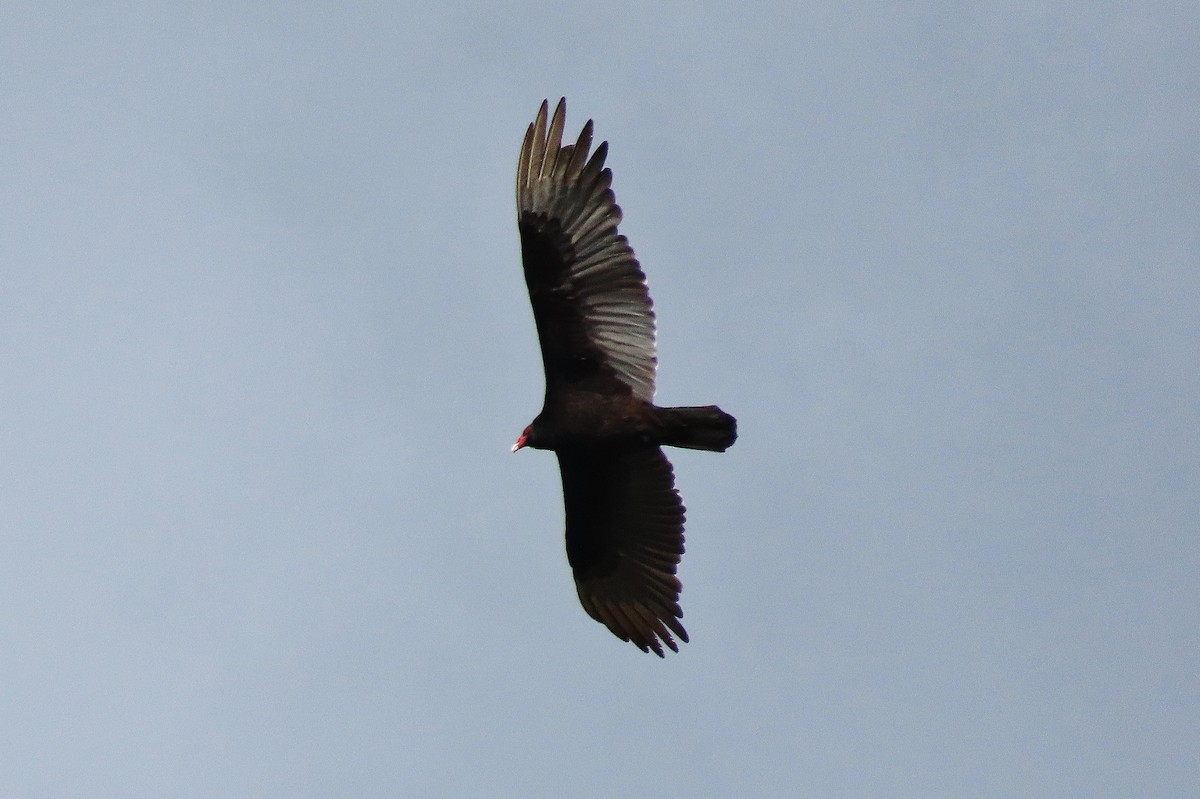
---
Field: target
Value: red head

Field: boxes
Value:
[511,424,532,452]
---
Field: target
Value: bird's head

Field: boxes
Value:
[511,424,533,452]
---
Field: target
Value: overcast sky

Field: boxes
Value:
[2,3,1197,796]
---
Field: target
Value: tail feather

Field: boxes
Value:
[659,405,737,452]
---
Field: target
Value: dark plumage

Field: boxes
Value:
[512,99,737,656]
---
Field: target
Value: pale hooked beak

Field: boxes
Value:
[511,430,528,452]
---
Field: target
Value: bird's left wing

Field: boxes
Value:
[557,446,688,656]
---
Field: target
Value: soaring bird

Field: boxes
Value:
[512,99,736,656]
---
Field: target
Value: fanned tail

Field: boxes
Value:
[658,405,737,452]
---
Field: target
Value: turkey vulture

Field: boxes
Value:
[512,99,737,656]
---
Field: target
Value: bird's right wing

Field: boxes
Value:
[556,446,688,656]
[517,98,657,402]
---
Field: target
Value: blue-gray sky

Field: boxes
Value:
[2,3,1197,796]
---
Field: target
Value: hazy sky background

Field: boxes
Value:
[2,3,1197,796]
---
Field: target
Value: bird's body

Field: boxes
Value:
[512,99,736,656]
[519,393,733,452]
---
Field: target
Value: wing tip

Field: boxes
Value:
[581,595,689,657]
